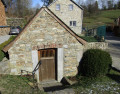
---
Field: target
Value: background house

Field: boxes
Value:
[48,0,83,35]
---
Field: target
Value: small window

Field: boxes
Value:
[70,21,77,26]
[56,4,60,10]
[70,21,72,26]
[69,4,73,10]
[73,21,76,26]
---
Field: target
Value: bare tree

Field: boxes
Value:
[107,0,114,9]
[41,0,54,6]
[118,1,120,9]
[5,0,13,16]
[5,0,33,20]
[77,0,84,5]
[100,0,106,9]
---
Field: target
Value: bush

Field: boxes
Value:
[79,49,112,77]
[0,36,16,61]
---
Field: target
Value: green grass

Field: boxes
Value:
[0,36,16,61]
[71,69,120,94]
[83,9,120,27]
[79,36,98,42]
[0,75,45,94]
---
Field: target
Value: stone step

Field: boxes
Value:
[38,80,75,94]
[38,80,66,92]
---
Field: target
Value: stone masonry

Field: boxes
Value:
[6,18,25,27]
[48,0,83,35]
[8,8,83,77]
[84,42,108,50]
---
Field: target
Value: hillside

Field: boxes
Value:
[83,9,120,27]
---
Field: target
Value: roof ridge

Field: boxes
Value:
[48,0,83,10]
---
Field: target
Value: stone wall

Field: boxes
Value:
[0,27,10,36]
[8,9,83,77]
[0,0,7,26]
[0,58,10,74]
[6,18,25,27]
[84,42,108,50]
[49,0,83,35]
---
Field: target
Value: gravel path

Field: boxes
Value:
[0,35,10,44]
[106,33,120,70]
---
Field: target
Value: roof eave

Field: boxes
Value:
[70,0,83,10]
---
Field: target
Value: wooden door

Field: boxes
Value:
[38,49,56,81]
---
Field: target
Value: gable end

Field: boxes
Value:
[48,0,83,10]
[3,7,86,52]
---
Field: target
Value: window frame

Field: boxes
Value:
[70,21,77,27]
[70,21,72,26]
[73,21,76,26]
[69,4,73,11]
[56,4,60,11]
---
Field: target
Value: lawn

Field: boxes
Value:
[79,36,98,42]
[0,75,45,94]
[71,69,120,94]
[83,9,120,27]
[0,70,119,94]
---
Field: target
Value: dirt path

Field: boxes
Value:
[106,33,120,70]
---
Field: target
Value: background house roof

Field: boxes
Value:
[70,0,83,10]
[3,7,87,52]
[48,0,83,10]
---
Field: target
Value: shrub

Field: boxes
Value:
[79,49,112,77]
[0,36,16,61]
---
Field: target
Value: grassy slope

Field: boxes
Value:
[83,9,120,27]
[0,75,45,94]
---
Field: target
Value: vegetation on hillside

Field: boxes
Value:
[83,9,120,27]
[79,36,98,42]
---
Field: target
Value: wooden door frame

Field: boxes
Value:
[38,48,57,81]
[31,48,64,83]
